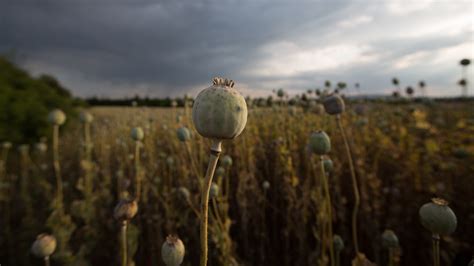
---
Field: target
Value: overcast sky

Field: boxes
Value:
[1,0,473,98]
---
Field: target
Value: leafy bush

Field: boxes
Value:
[0,56,80,143]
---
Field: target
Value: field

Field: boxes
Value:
[1,100,473,266]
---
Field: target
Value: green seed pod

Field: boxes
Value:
[310,103,324,115]
[79,111,94,123]
[277,89,285,98]
[221,155,233,167]
[323,94,345,115]
[31,234,57,258]
[215,166,225,177]
[210,182,219,199]
[178,187,190,201]
[114,199,138,221]
[381,229,399,248]
[166,157,174,166]
[333,234,344,252]
[323,158,334,173]
[308,131,331,155]
[460,58,471,66]
[131,127,144,141]
[419,198,457,235]
[161,235,185,266]
[176,127,191,142]
[192,77,248,140]
[48,109,66,125]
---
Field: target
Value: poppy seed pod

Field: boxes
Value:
[419,198,457,235]
[48,109,66,125]
[162,235,185,266]
[178,187,190,201]
[323,158,334,173]
[221,155,233,167]
[323,94,345,115]
[31,234,56,258]
[333,234,344,252]
[176,127,191,142]
[460,58,471,66]
[381,229,399,248]
[79,111,94,123]
[114,199,138,221]
[263,180,270,190]
[216,166,225,177]
[131,127,144,141]
[192,77,248,140]
[210,182,219,199]
[277,89,285,98]
[308,131,331,155]
[35,143,48,153]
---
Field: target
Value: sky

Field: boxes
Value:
[1,0,473,98]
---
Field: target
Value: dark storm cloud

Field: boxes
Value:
[0,0,472,97]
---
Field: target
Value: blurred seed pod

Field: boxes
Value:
[48,109,66,125]
[323,158,334,173]
[31,234,57,258]
[323,94,345,115]
[419,198,457,235]
[176,127,191,142]
[210,182,219,199]
[262,180,270,190]
[79,111,94,123]
[2,141,12,149]
[333,234,344,252]
[35,143,48,153]
[114,199,138,221]
[215,166,225,177]
[161,235,185,266]
[308,131,331,155]
[381,229,399,248]
[166,156,174,166]
[178,187,190,201]
[18,144,29,155]
[221,155,233,167]
[460,58,471,66]
[131,127,144,141]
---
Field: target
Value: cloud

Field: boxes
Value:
[0,0,472,97]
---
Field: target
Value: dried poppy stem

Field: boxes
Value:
[336,115,360,255]
[44,256,51,266]
[200,140,222,266]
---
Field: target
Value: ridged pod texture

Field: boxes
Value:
[161,235,185,266]
[323,95,345,115]
[192,78,248,140]
[419,198,457,235]
[48,109,66,125]
[31,234,57,258]
[308,131,331,155]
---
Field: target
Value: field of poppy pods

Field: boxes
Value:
[1,77,474,266]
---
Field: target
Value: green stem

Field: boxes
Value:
[432,234,440,266]
[336,116,360,255]
[200,140,222,266]
[320,156,335,266]
[121,221,128,266]
[134,141,141,201]
[388,248,394,266]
